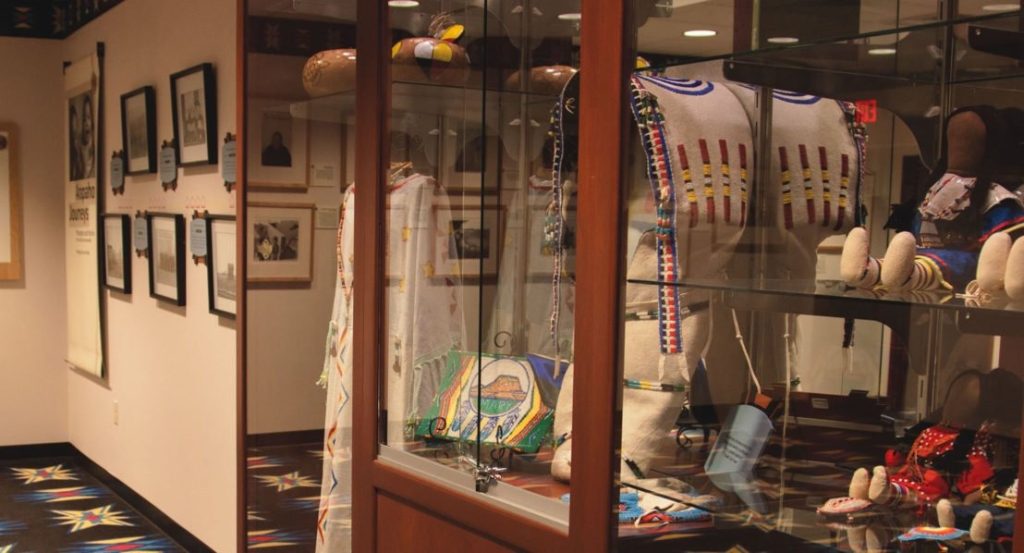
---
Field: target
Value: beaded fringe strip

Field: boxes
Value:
[798,144,816,225]
[547,89,568,355]
[628,76,684,355]
[719,139,732,223]
[699,139,715,224]
[677,144,699,228]
[624,379,687,393]
[839,100,868,227]
[779,146,794,229]
[739,143,748,226]
[836,154,850,231]
[819,146,832,228]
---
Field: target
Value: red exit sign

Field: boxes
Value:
[855,99,878,124]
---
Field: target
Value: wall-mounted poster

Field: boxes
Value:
[170,63,217,166]
[206,215,236,317]
[101,214,131,294]
[247,202,313,283]
[146,213,185,305]
[0,123,22,281]
[65,46,104,378]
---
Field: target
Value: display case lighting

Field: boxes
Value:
[683,29,717,37]
[981,3,1019,11]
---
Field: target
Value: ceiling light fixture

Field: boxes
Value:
[557,12,582,21]
[982,3,1019,11]
[766,36,799,44]
[868,47,897,56]
[683,29,717,38]
[388,0,420,7]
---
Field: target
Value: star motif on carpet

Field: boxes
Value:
[15,486,105,504]
[255,471,319,492]
[306,449,325,460]
[248,529,308,549]
[247,456,282,470]
[285,495,321,511]
[0,519,27,537]
[52,504,134,533]
[63,534,178,552]
[11,464,77,485]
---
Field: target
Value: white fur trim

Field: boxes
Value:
[977,232,1011,293]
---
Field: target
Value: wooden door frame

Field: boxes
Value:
[236,0,248,551]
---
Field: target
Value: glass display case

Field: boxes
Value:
[374,0,579,529]
[600,0,1024,550]
[242,0,1024,550]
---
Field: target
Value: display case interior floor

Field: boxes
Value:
[0,456,186,552]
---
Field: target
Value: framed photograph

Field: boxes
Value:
[169,63,217,166]
[247,98,309,190]
[206,215,236,318]
[101,214,131,293]
[146,213,186,305]
[0,124,22,281]
[434,203,504,282]
[120,86,156,174]
[247,202,314,283]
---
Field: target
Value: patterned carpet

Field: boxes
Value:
[246,442,323,551]
[0,456,184,552]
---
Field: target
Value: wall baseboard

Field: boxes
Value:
[0,442,213,552]
[0,441,76,459]
[247,428,324,447]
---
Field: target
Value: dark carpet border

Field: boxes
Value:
[247,429,324,447]
[0,441,213,552]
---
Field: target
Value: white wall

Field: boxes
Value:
[246,54,337,435]
[0,38,68,446]
[63,1,237,550]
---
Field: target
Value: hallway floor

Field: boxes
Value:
[0,456,184,552]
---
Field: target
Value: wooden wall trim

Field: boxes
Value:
[235,0,248,551]
[371,461,568,552]
[352,0,389,549]
[569,0,634,550]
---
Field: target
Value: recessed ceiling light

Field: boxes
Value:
[767,36,799,44]
[683,29,717,38]
[558,12,582,21]
[982,3,1019,11]
[388,0,419,7]
[868,47,897,55]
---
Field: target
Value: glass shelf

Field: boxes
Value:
[285,80,563,124]
[627,278,1024,336]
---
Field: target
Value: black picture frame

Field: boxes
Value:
[205,214,236,319]
[100,213,132,294]
[146,212,186,306]
[169,63,217,166]
[119,85,156,174]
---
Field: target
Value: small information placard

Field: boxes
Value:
[133,215,148,254]
[110,152,125,195]
[222,136,237,190]
[159,143,177,190]
[190,217,208,259]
